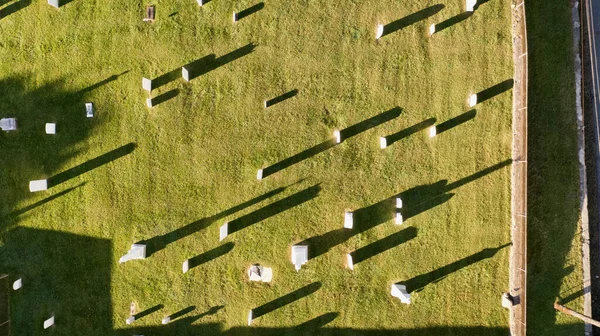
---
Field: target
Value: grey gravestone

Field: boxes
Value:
[142,78,152,92]
[48,0,60,8]
[182,67,190,81]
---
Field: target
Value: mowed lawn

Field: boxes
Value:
[0,0,513,335]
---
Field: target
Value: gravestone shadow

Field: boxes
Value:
[251,282,321,319]
[381,4,444,37]
[236,2,264,21]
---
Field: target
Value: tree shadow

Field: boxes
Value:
[350,227,418,265]
[251,282,321,320]
[436,110,476,135]
[227,185,321,235]
[434,12,473,33]
[141,184,291,256]
[186,243,234,270]
[135,304,164,320]
[150,89,179,107]
[0,0,31,20]
[77,70,130,96]
[381,4,444,37]
[184,43,256,81]
[168,306,196,321]
[46,142,136,188]
[235,2,264,21]
[302,159,511,260]
[475,79,514,104]
[383,118,436,147]
[402,243,510,293]
[261,107,401,178]
[265,89,298,108]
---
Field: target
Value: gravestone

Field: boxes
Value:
[146,98,153,108]
[291,245,308,271]
[43,316,55,329]
[466,0,477,12]
[248,265,273,283]
[0,118,17,131]
[334,130,341,144]
[29,179,48,192]
[247,310,253,325]
[12,278,22,290]
[256,169,263,180]
[429,126,437,138]
[126,316,135,324]
[182,260,189,273]
[48,0,59,8]
[380,137,387,149]
[142,78,152,92]
[376,24,384,39]
[182,67,190,81]
[197,0,205,5]
[391,284,411,304]
[395,197,403,225]
[469,93,478,107]
[119,244,146,264]
[344,211,353,229]
[45,123,56,134]
[232,12,238,23]
[85,102,94,118]
[219,222,228,241]
[346,254,354,270]
[162,316,171,324]
[429,24,436,36]
[143,5,155,22]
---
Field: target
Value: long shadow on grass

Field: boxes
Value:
[250,282,321,321]
[226,185,321,236]
[184,43,256,81]
[434,12,473,33]
[402,243,510,293]
[167,306,197,322]
[149,89,179,107]
[135,304,164,320]
[349,227,417,265]
[260,107,402,179]
[142,184,293,256]
[380,4,444,38]
[436,110,477,135]
[302,159,511,260]
[526,0,584,334]
[4,182,86,222]
[265,89,298,108]
[474,79,514,104]
[77,70,130,95]
[0,0,31,20]
[47,142,136,188]
[294,312,338,330]
[185,242,234,271]
[382,118,436,147]
[235,2,264,21]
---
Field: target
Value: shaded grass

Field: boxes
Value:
[0,0,513,334]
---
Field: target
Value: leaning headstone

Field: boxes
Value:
[247,310,253,325]
[182,67,190,81]
[43,316,55,329]
[119,244,146,264]
[12,278,22,290]
[346,254,354,270]
[428,126,437,138]
[182,259,189,273]
[126,316,135,325]
[469,93,478,107]
[344,211,353,229]
[162,316,171,324]
[334,130,341,144]
[146,98,153,108]
[48,0,59,8]
[29,179,48,192]
[256,169,263,180]
[429,24,436,36]
[142,78,152,92]
[376,24,384,39]
[380,137,387,149]
[391,284,411,304]
[466,0,477,12]
[219,222,229,241]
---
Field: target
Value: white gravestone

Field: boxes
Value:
[344,211,353,229]
[428,126,437,138]
[126,316,135,325]
[248,265,273,283]
[395,197,403,225]
[466,0,477,12]
[469,93,478,107]
[45,123,56,134]
[334,130,341,144]
[119,244,146,264]
[0,118,17,131]
[12,278,22,290]
[197,0,205,5]
[380,137,387,149]
[220,222,228,241]
[182,259,189,273]
[376,24,384,39]
[162,316,171,324]
[85,102,94,118]
[429,24,436,36]
[233,12,238,22]
[291,245,308,271]
[247,310,253,325]
[146,98,153,108]
[256,169,263,180]
[346,254,354,270]
[142,78,152,92]
[29,179,48,192]
[182,67,190,81]
[48,0,59,8]
[391,284,411,304]
[43,316,55,329]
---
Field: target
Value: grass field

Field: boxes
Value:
[0,0,514,335]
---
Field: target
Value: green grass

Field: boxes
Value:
[0,0,514,335]
[526,0,586,334]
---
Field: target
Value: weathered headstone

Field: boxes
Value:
[376,24,384,39]
[48,0,59,8]
[43,316,55,329]
[12,278,22,290]
[248,265,273,283]
[142,78,152,92]
[45,123,56,134]
[29,179,48,192]
[344,211,353,229]
[182,67,190,81]
[219,222,228,241]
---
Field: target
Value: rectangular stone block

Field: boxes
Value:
[48,0,59,8]
[182,67,190,81]
[142,78,152,92]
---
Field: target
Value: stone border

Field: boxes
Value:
[509,1,528,335]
